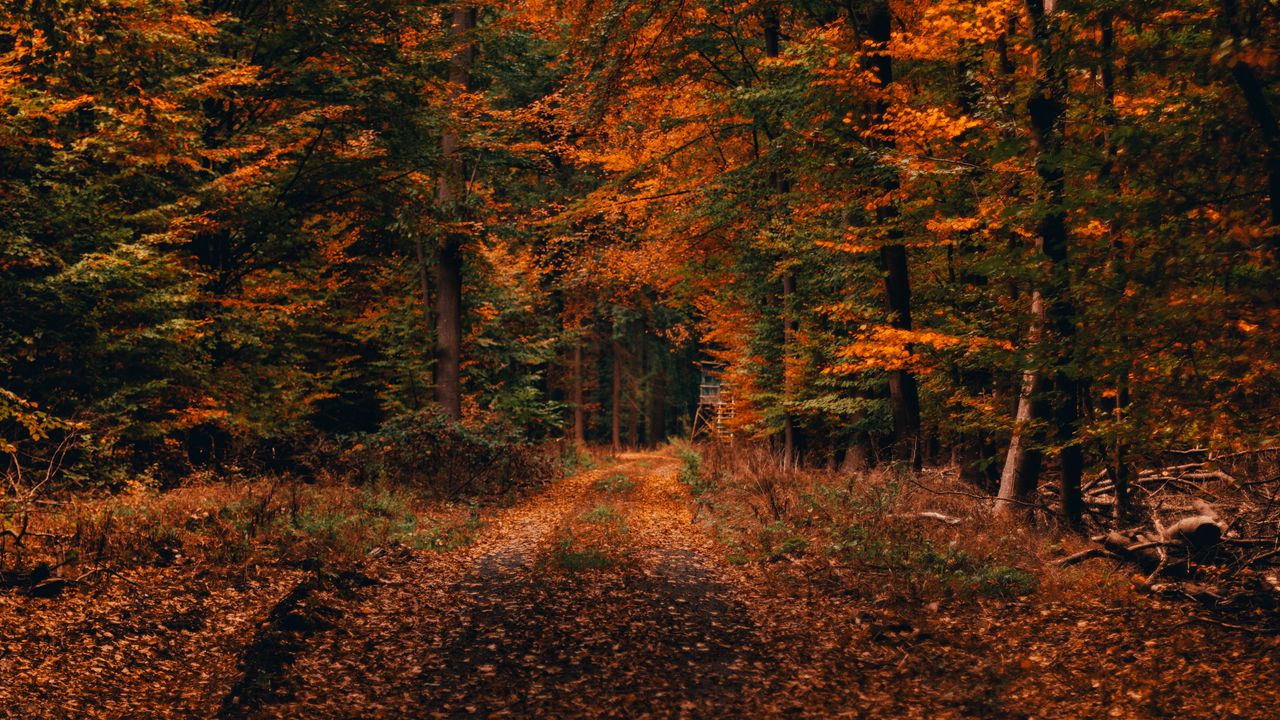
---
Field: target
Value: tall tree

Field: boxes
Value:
[763,4,800,465]
[435,6,478,421]
[861,1,923,470]
[997,0,1084,523]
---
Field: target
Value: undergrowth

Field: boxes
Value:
[561,443,601,477]
[0,480,485,583]
[551,531,615,572]
[674,442,712,497]
[581,505,624,527]
[682,442,1049,601]
[2,430,591,588]
[592,473,636,494]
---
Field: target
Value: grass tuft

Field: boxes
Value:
[552,531,614,571]
[592,473,636,494]
[581,505,623,527]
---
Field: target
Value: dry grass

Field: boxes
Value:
[1,439,591,590]
[0,478,483,585]
[676,441,1130,603]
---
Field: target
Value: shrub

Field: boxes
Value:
[913,544,1038,598]
[674,443,711,496]
[340,409,561,497]
[411,510,482,552]
[560,444,598,476]
[758,520,808,560]
[685,440,1042,601]
[1,477,486,582]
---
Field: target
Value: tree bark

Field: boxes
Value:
[638,326,649,447]
[782,271,797,465]
[764,5,799,467]
[997,0,1084,524]
[611,335,622,452]
[434,236,463,420]
[1110,380,1133,519]
[881,243,921,469]
[997,292,1047,511]
[627,325,640,448]
[414,236,434,408]
[572,335,586,445]
[434,6,476,421]
[1229,60,1280,258]
[863,1,922,470]
[1098,14,1134,522]
[648,355,666,447]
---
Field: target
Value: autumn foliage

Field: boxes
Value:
[2,2,1278,518]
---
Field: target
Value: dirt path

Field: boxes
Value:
[219,454,1280,720]
[226,454,831,719]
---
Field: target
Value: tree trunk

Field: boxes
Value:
[864,2,922,470]
[881,243,921,469]
[1098,14,1134,522]
[414,236,434,411]
[637,327,649,447]
[433,6,476,421]
[1240,71,1280,226]
[841,440,869,473]
[648,356,666,447]
[434,237,463,420]
[1110,380,1134,519]
[782,271,797,466]
[572,335,586,445]
[626,325,640,448]
[997,293,1047,512]
[997,0,1083,524]
[611,336,622,452]
[764,5,799,467]
[415,238,433,341]
[1229,64,1280,254]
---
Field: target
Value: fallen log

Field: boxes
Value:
[1055,533,1166,568]
[1139,462,1208,477]
[1181,470,1239,486]
[1055,504,1224,570]
[1161,514,1222,548]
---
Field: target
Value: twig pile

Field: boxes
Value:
[1063,449,1280,628]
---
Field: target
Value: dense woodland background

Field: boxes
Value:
[2,0,1278,522]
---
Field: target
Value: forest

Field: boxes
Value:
[2,0,1279,717]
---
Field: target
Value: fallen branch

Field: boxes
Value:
[1182,470,1239,486]
[901,475,1047,510]
[1054,536,1172,568]
[1210,447,1280,462]
[890,511,962,525]
[1140,462,1208,476]
[1054,547,1108,567]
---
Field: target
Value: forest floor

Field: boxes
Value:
[3,452,1280,719]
